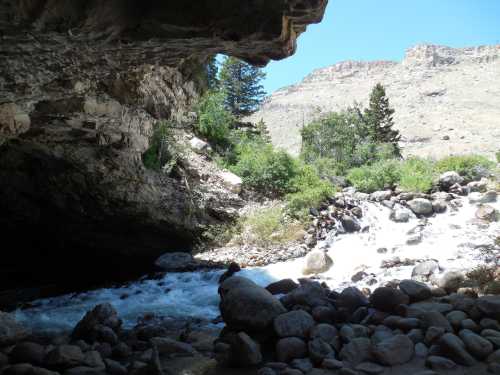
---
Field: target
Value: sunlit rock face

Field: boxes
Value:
[0,0,328,302]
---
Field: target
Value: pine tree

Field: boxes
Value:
[364,83,401,156]
[219,56,266,117]
[255,118,271,143]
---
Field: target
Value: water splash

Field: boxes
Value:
[15,197,500,332]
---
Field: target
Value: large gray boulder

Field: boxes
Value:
[276,337,307,363]
[274,310,315,338]
[407,198,433,216]
[372,335,414,366]
[477,295,500,320]
[399,279,432,302]
[220,276,286,331]
[154,252,197,271]
[369,287,410,313]
[439,171,463,190]
[336,287,369,313]
[438,333,476,366]
[72,303,122,344]
[302,250,333,275]
[475,204,498,222]
[458,329,493,359]
[0,312,30,346]
[339,338,373,365]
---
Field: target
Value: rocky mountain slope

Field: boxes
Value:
[0,0,328,299]
[249,44,500,159]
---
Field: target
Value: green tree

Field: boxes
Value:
[206,55,219,90]
[196,90,234,148]
[219,56,266,117]
[364,83,401,156]
[255,118,271,143]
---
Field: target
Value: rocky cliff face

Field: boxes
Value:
[249,44,500,159]
[0,0,328,301]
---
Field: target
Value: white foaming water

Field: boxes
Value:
[15,198,500,333]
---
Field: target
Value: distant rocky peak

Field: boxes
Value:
[303,60,397,82]
[403,44,500,68]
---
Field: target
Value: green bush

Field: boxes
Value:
[300,108,400,175]
[398,157,435,193]
[196,90,234,148]
[286,164,336,215]
[347,159,401,193]
[230,141,299,196]
[435,155,494,181]
[496,151,500,164]
[142,121,179,172]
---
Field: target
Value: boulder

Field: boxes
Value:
[308,338,335,365]
[475,204,497,222]
[339,338,373,365]
[439,171,463,190]
[72,304,121,344]
[372,335,414,366]
[273,310,315,338]
[302,250,333,275]
[336,287,369,313]
[228,332,262,367]
[276,337,307,363]
[431,200,447,214]
[435,270,465,293]
[0,312,30,346]
[407,198,433,216]
[399,280,432,302]
[189,137,210,153]
[219,171,242,194]
[458,329,493,359]
[104,359,127,375]
[389,206,412,222]
[438,333,476,366]
[45,345,85,369]
[310,324,338,345]
[467,178,488,193]
[290,358,313,373]
[280,282,329,309]
[83,351,105,369]
[370,190,392,202]
[266,279,298,295]
[446,310,467,329]
[355,362,384,374]
[476,295,500,320]
[220,276,286,331]
[154,252,198,271]
[340,214,360,232]
[311,306,336,324]
[420,311,453,332]
[369,287,410,313]
[411,260,439,282]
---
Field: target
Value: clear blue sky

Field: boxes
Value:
[262,0,500,94]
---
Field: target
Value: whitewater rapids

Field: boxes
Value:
[15,197,500,333]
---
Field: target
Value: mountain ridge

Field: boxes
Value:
[249,43,500,159]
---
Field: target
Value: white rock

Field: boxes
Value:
[219,171,242,194]
[302,250,333,275]
[189,137,210,153]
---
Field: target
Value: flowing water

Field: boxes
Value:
[15,197,500,333]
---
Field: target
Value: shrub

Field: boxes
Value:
[347,159,401,193]
[230,141,299,196]
[300,107,400,175]
[142,121,180,172]
[236,206,305,247]
[496,151,500,163]
[398,157,435,193]
[286,164,335,215]
[196,90,234,148]
[434,155,494,181]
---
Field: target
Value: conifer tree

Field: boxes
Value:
[364,83,401,156]
[255,118,271,143]
[206,56,219,90]
[219,56,266,117]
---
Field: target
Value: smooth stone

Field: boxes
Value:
[274,310,315,338]
[438,333,476,366]
[372,334,414,366]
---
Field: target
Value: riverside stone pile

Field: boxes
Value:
[0,304,219,375]
[216,275,500,374]
[305,173,497,249]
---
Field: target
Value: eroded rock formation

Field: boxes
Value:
[0,0,328,302]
